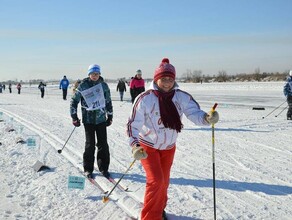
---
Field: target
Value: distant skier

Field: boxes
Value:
[283,70,292,120]
[38,81,46,98]
[16,83,21,94]
[116,79,127,101]
[59,75,70,100]
[9,83,12,93]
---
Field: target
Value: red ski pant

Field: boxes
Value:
[140,144,176,220]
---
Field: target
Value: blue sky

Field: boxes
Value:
[0,0,292,81]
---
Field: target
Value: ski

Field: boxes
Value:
[84,173,109,195]
[84,172,129,196]
[106,176,129,192]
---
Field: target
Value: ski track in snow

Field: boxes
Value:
[0,107,141,219]
[0,82,292,219]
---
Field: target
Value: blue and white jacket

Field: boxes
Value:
[127,81,209,150]
[283,76,292,97]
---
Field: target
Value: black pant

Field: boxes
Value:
[83,123,110,173]
[62,89,67,100]
[287,96,292,118]
[40,89,45,98]
[119,91,124,101]
[130,89,135,103]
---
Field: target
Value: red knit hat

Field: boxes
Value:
[154,58,176,82]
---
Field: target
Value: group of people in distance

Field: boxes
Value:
[2,76,70,99]
[116,69,146,103]
[0,83,21,94]
[69,58,219,220]
[37,75,70,99]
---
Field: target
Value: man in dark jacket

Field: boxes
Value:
[38,81,46,98]
[70,64,113,178]
[116,79,127,101]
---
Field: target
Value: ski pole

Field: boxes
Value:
[57,126,76,154]
[102,159,136,203]
[211,103,218,220]
[275,105,288,118]
[262,100,286,119]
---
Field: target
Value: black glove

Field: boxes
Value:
[72,114,81,127]
[106,115,113,127]
[73,118,81,127]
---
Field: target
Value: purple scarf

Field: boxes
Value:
[153,90,183,132]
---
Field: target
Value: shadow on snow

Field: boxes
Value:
[183,127,270,133]
[124,174,292,196]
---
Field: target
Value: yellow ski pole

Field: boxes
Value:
[211,103,218,220]
[102,159,136,203]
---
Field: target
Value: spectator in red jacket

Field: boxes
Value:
[129,69,145,103]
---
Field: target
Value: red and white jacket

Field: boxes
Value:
[127,81,209,150]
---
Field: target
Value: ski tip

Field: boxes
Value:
[102,196,110,203]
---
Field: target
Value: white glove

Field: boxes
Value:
[206,111,219,124]
[132,145,148,160]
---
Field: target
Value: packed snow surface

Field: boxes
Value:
[0,81,291,220]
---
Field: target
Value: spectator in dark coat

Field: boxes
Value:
[116,79,127,101]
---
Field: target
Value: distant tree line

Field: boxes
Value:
[1,69,290,85]
[0,79,66,86]
[181,68,289,83]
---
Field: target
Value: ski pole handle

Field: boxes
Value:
[211,103,218,112]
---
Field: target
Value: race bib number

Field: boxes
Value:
[80,84,106,111]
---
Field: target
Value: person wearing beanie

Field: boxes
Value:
[70,64,113,178]
[129,69,145,103]
[59,75,70,100]
[127,58,219,220]
[283,70,292,120]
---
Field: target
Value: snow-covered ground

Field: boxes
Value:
[0,81,291,220]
